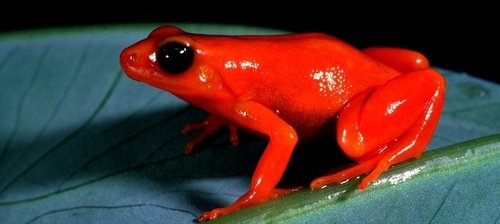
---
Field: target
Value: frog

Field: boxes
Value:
[119,25,445,221]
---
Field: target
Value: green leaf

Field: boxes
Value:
[0,24,499,224]
[213,134,500,223]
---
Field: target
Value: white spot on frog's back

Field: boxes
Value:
[240,61,259,69]
[310,66,350,96]
[224,60,237,69]
[224,60,259,70]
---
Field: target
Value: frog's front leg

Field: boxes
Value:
[181,115,239,154]
[311,68,445,189]
[198,101,301,222]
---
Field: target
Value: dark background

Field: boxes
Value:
[1,6,498,84]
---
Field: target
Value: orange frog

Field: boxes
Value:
[120,25,445,221]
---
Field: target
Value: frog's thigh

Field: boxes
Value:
[312,69,444,189]
[338,69,444,158]
[338,69,444,187]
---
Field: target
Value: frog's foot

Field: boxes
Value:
[198,187,302,222]
[310,156,380,189]
[271,186,303,196]
[182,115,239,154]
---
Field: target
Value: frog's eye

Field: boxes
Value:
[156,42,194,74]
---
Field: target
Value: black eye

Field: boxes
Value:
[156,42,194,74]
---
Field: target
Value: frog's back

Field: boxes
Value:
[194,33,400,136]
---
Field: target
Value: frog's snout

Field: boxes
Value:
[120,46,143,81]
[120,47,137,69]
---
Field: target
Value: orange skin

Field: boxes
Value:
[120,26,445,222]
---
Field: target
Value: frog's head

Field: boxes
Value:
[120,25,232,101]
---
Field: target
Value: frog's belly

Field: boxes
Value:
[282,108,339,139]
[258,92,346,139]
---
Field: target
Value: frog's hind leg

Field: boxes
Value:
[363,47,430,72]
[181,115,239,154]
[311,68,445,190]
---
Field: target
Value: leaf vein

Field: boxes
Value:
[57,106,189,189]
[24,203,196,224]
[0,165,247,206]
[2,45,90,183]
[0,69,122,196]
[494,212,500,224]
[0,45,20,74]
[0,45,49,170]
[428,183,455,224]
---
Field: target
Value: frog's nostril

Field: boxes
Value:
[127,53,138,62]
